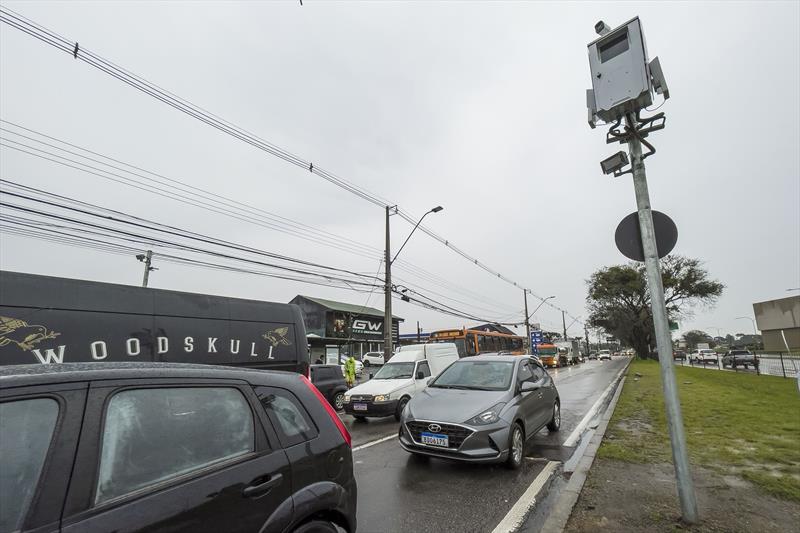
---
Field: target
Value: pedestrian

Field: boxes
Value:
[344,355,356,388]
[314,357,323,364]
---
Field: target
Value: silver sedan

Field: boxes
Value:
[399,354,560,469]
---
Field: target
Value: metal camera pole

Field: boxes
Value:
[625,113,698,524]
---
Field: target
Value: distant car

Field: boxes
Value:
[311,364,349,410]
[691,349,718,365]
[361,352,385,367]
[0,363,357,533]
[673,350,686,361]
[598,350,612,361]
[588,352,598,360]
[722,350,757,369]
[339,356,363,377]
[399,355,560,469]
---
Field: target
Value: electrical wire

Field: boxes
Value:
[0,7,582,325]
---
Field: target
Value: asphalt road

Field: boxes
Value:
[340,357,629,533]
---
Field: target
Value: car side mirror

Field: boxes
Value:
[520,381,540,393]
[416,371,425,380]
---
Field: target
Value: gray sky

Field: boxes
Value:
[1,1,798,340]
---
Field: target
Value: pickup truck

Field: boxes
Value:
[722,350,757,369]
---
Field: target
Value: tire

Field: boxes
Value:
[363,360,370,367]
[292,520,338,533]
[395,397,409,421]
[333,392,345,411]
[547,402,561,432]
[506,423,524,470]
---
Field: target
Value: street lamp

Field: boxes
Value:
[384,205,444,361]
[735,316,758,336]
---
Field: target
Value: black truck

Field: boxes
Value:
[0,271,309,375]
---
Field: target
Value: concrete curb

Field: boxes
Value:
[539,361,631,533]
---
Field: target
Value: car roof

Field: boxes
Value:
[458,354,529,363]
[0,362,300,388]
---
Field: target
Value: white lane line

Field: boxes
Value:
[352,434,396,452]
[491,460,560,533]
[562,362,628,447]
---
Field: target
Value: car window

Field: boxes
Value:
[96,387,254,504]
[256,386,318,447]
[0,398,59,533]
[417,361,432,377]
[517,362,534,382]
[532,366,547,382]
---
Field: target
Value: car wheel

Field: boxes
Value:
[292,519,339,533]
[363,360,370,367]
[547,402,561,432]
[506,423,524,470]
[395,397,409,421]
[333,392,345,411]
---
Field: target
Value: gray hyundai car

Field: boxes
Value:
[399,354,560,469]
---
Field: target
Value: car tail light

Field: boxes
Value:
[300,375,351,448]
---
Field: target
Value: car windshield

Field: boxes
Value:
[372,362,415,380]
[430,360,514,391]
[731,350,751,355]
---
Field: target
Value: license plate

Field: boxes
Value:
[353,403,367,411]
[421,432,449,447]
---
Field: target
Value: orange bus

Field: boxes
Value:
[428,328,525,358]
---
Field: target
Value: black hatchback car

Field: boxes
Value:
[310,364,349,410]
[0,363,356,533]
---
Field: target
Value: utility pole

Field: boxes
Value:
[626,112,698,522]
[562,310,567,341]
[523,289,531,351]
[137,250,155,287]
[585,326,590,354]
[417,321,421,343]
[384,206,393,362]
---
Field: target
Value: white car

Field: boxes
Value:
[361,351,385,367]
[690,349,718,365]
[598,350,612,361]
[339,356,363,377]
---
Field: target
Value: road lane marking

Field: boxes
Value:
[562,361,629,447]
[352,433,395,452]
[491,460,560,533]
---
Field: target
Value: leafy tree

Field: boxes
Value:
[586,255,724,359]
[683,330,713,350]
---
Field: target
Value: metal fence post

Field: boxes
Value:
[780,352,787,378]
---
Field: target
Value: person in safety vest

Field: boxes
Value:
[344,355,356,388]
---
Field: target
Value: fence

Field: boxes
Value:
[676,352,800,379]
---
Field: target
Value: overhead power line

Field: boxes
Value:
[0,6,581,325]
[0,121,523,318]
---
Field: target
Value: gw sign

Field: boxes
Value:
[350,318,383,337]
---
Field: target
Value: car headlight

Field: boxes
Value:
[466,402,506,426]
[343,395,351,403]
[373,394,391,402]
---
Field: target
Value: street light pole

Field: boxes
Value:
[735,316,758,336]
[384,205,443,362]
[562,310,567,341]
[136,250,155,287]
[626,112,698,523]
[523,290,531,351]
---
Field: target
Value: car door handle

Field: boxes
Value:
[537,393,544,399]
[243,473,283,498]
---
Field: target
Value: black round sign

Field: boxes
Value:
[615,210,678,262]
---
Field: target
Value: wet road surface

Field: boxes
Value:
[343,357,629,533]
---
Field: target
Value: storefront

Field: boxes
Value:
[289,295,403,363]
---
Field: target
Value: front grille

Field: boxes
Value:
[405,420,474,450]
[349,394,373,402]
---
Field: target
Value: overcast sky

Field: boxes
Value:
[1,1,798,341]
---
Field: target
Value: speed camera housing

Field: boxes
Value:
[587,17,652,123]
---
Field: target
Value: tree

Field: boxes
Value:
[586,255,724,359]
[683,330,712,350]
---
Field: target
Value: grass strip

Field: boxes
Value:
[598,359,800,501]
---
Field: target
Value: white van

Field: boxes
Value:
[342,343,459,420]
